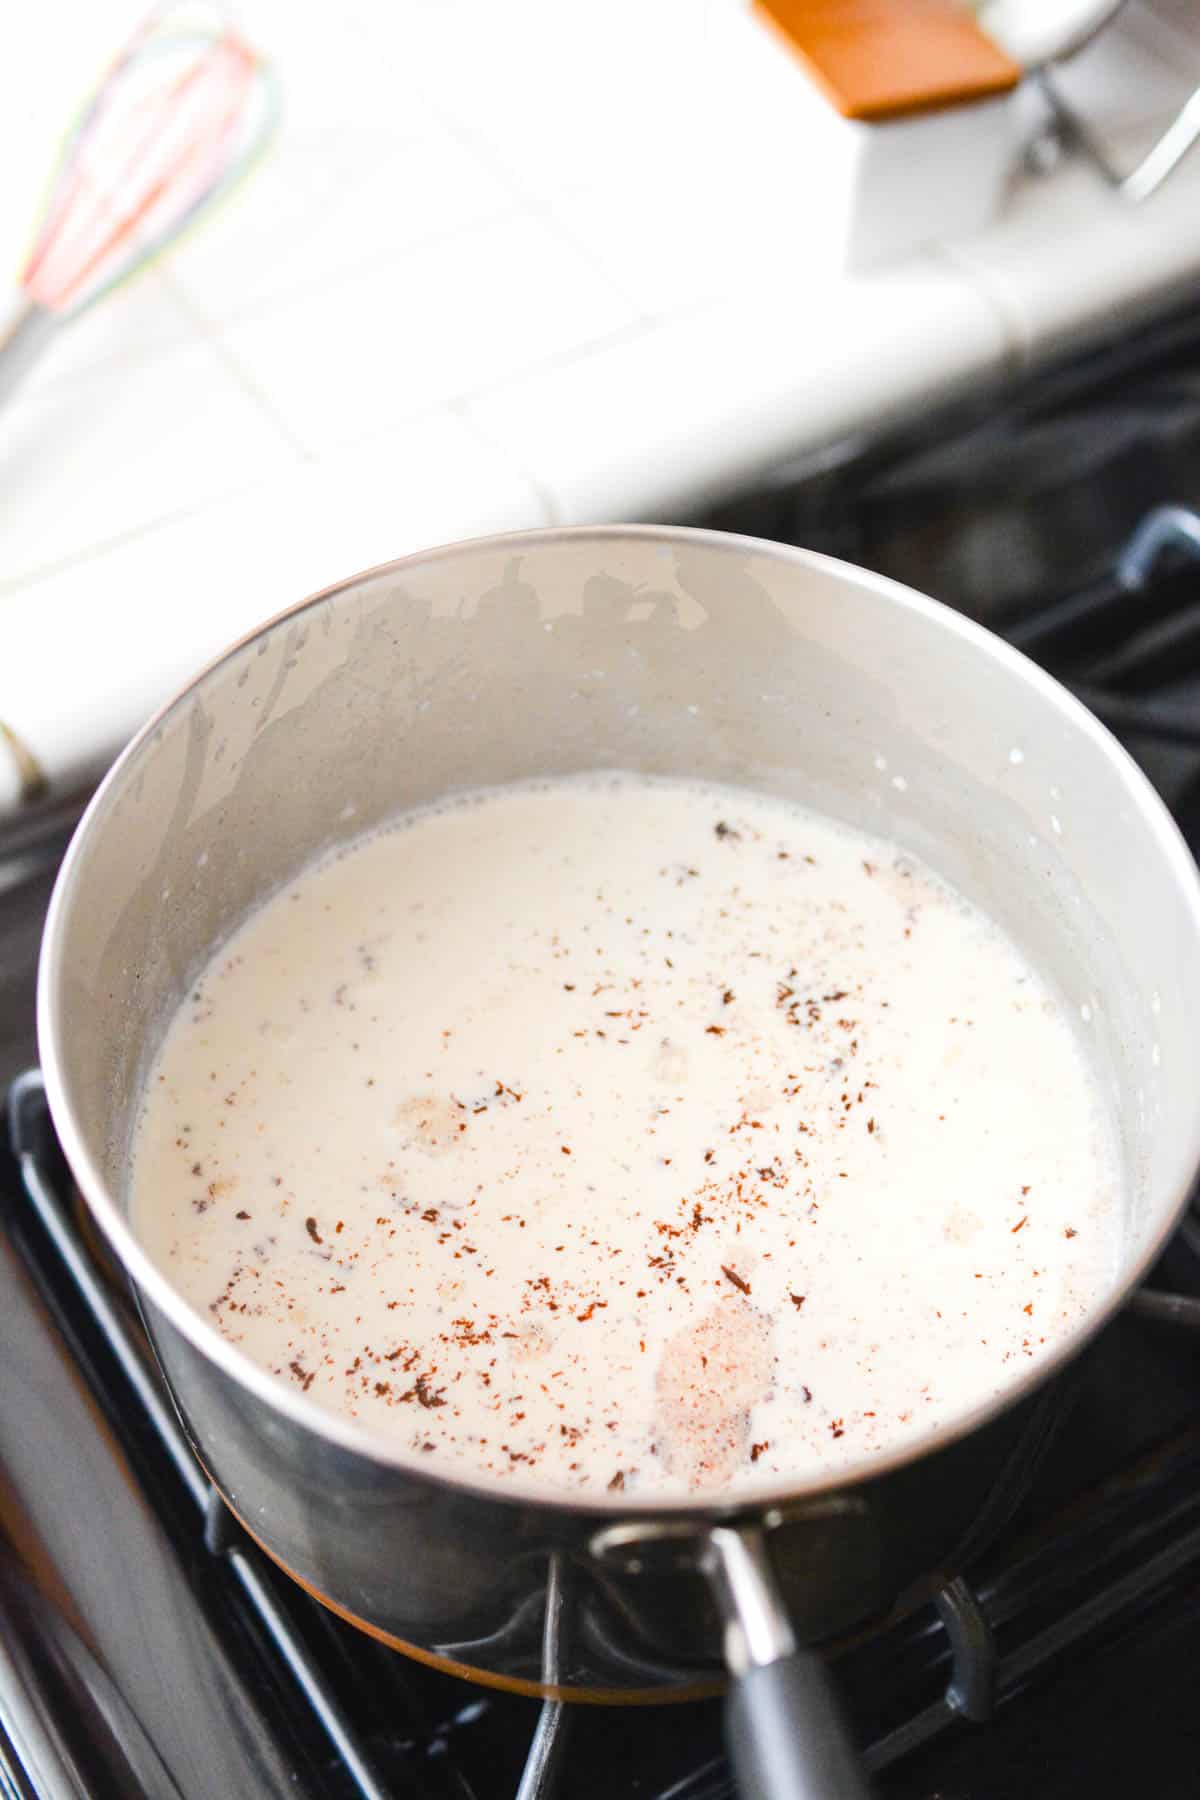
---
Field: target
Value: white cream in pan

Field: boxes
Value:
[131,775,1118,1497]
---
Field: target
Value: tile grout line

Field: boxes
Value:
[395,75,659,328]
[0,476,288,602]
[452,316,659,415]
[155,196,531,343]
[160,269,318,461]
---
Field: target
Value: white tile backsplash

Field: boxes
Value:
[1,340,301,587]
[167,124,522,325]
[228,0,439,135]
[539,182,736,320]
[389,0,734,197]
[215,212,640,451]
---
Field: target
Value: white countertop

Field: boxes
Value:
[3,0,1200,805]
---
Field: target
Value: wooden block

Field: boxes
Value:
[754,0,1022,121]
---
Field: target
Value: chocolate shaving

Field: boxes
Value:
[721,1264,751,1295]
[305,1216,322,1244]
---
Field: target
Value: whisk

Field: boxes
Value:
[0,3,279,407]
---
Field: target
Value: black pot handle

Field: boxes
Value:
[705,1524,871,1800]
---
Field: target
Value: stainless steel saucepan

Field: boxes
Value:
[38,527,1200,1798]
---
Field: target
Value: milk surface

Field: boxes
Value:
[131,775,1117,1496]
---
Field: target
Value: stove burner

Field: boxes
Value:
[1008,505,1200,746]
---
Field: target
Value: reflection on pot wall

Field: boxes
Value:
[70,538,1163,1228]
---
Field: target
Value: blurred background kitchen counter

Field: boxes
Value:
[2,0,1199,805]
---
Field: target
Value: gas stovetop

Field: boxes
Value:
[5,491,1200,1800]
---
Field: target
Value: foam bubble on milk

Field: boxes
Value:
[130,774,1119,1497]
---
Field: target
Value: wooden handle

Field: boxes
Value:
[754,0,1022,121]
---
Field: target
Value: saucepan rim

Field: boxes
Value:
[37,524,1200,1518]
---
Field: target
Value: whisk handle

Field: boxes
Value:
[0,295,60,411]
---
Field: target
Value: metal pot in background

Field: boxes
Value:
[37,528,1200,1797]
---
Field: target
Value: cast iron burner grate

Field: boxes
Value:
[7,505,1200,1799]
